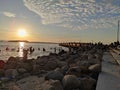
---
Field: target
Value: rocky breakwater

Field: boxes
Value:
[0,44,105,90]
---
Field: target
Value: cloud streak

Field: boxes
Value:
[3,11,16,18]
[23,0,120,30]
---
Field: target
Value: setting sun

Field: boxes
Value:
[18,29,27,37]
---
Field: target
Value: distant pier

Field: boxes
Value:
[59,42,92,48]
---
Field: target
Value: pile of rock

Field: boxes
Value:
[0,44,104,90]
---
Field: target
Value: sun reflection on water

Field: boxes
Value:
[19,42,24,57]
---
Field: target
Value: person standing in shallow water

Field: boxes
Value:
[23,49,28,60]
[43,48,46,52]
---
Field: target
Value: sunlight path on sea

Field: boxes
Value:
[19,42,24,57]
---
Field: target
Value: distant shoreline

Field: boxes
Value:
[0,40,58,44]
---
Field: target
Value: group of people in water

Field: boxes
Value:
[0,46,63,60]
[0,46,62,54]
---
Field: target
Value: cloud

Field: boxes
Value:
[3,11,16,18]
[23,0,120,30]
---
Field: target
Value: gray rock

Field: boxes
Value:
[17,76,44,90]
[89,64,101,72]
[62,75,81,90]
[88,59,101,65]
[57,61,67,68]
[5,69,18,78]
[0,77,9,82]
[81,77,96,90]
[61,65,69,75]
[45,71,64,81]
[44,61,58,71]
[9,85,21,90]
[17,68,27,74]
[18,62,33,72]
[35,80,63,90]
[4,57,18,70]
[66,66,81,77]
[88,54,96,60]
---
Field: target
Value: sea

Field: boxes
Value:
[0,42,68,61]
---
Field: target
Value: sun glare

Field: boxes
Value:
[18,29,27,37]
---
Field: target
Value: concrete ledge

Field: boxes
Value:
[96,52,120,90]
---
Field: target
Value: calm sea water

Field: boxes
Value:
[0,42,68,61]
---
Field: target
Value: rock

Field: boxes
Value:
[18,62,33,72]
[9,85,21,90]
[81,77,96,90]
[17,76,44,90]
[88,54,96,60]
[81,54,88,60]
[62,75,81,90]
[45,71,64,81]
[16,73,31,80]
[61,65,69,75]
[0,60,5,69]
[0,77,9,82]
[67,65,89,77]
[7,57,16,62]
[89,64,101,73]
[66,66,81,77]
[35,57,48,66]
[44,61,57,71]
[4,57,18,70]
[32,64,40,72]
[0,69,4,77]
[35,80,63,90]
[5,69,18,79]
[54,68,61,72]
[17,68,27,74]
[57,61,67,68]
[88,59,101,65]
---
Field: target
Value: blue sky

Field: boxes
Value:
[0,0,120,43]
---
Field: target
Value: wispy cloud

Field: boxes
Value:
[23,0,120,30]
[3,11,16,18]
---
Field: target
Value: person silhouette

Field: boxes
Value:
[23,49,28,60]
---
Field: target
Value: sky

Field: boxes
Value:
[0,0,120,44]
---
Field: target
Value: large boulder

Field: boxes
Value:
[4,57,18,70]
[66,66,89,77]
[0,60,5,69]
[45,71,64,81]
[17,76,44,90]
[5,69,19,79]
[34,57,58,71]
[62,75,81,90]
[81,77,96,90]
[17,62,33,72]
[35,80,63,90]
[44,61,58,71]
[9,85,21,90]
[57,61,67,68]
[35,57,48,66]
[66,66,81,77]
[17,68,27,74]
